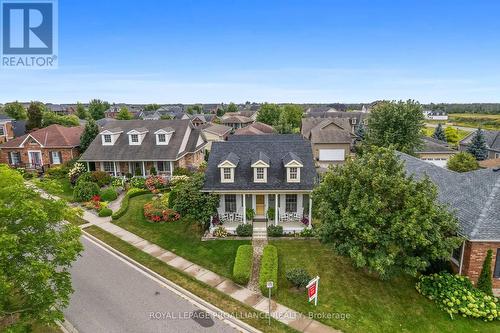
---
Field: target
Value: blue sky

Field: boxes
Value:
[2,0,500,103]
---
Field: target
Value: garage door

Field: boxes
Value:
[319,149,345,161]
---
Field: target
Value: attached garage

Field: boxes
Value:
[319,149,345,161]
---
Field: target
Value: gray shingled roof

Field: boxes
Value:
[417,136,457,153]
[398,152,500,241]
[282,152,302,165]
[251,151,270,165]
[222,152,240,166]
[79,119,206,162]
[460,129,500,152]
[203,135,315,191]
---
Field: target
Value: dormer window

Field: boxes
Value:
[131,134,139,143]
[101,128,123,145]
[218,152,239,183]
[223,168,232,180]
[251,151,270,183]
[289,167,298,180]
[154,127,175,145]
[103,134,111,143]
[158,134,166,143]
[127,128,148,145]
[282,152,303,183]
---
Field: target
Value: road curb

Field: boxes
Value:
[81,230,262,333]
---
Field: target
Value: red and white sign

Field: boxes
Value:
[306,276,319,305]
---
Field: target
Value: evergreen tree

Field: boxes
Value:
[79,119,99,152]
[226,102,239,113]
[355,122,366,139]
[476,249,493,295]
[432,123,446,141]
[26,101,45,130]
[467,129,488,161]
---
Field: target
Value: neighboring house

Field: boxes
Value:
[200,123,232,151]
[139,109,189,121]
[416,136,457,168]
[233,122,275,135]
[78,120,206,178]
[221,115,254,130]
[45,103,68,115]
[301,117,354,168]
[305,111,368,132]
[0,124,83,170]
[479,158,500,169]
[459,129,500,160]
[423,110,448,120]
[222,111,257,121]
[202,134,316,234]
[188,114,217,127]
[398,152,500,289]
[0,114,15,144]
[11,120,26,138]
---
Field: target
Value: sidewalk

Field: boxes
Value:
[36,185,341,333]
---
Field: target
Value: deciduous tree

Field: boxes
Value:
[3,101,27,120]
[26,101,45,130]
[256,103,281,126]
[313,146,461,279]
[115,107,133,120]
[88,99,109,120]
[444,126,459,144]
[446,152,479,172]
[365,100,425,155]
[75,102,88,119]
[0,165,82,329]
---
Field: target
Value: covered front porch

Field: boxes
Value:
[212,192,312,234]
[84,160,174,178]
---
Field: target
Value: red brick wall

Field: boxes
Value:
[176,150,204,169]
[459,240,500,288]
[0,146,80,167]
[0,122,14,143]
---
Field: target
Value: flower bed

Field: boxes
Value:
[143,194,180,223]
[145,175,168,194]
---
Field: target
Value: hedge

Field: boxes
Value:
[259,245,278,294]
[232,245,253,285]
[111,188,150,220]
[98,207,113,217]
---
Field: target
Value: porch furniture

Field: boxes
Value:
[217,207,243,224]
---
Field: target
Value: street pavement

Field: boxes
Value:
[64,236,237,333]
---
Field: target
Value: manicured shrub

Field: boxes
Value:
[233,245,253,285]
[98,207,113,217]
[299,228,315,238]
[259,245,278,294]
[130,177,146,189]
[416,273,499,320]
[100,187,118,202]
[477,249,493,296]
[111,188,150,220]
[286,268,311,289]
[111,177,124,188]
[46,166,67,178]
[267,225,283,237]
[76,171,92,185]
[267,208,275,221]
[236,224,253,237]
[91,171,112,187]
[246,208,255,220]
[213,226,228,238]
[73,181,99,202]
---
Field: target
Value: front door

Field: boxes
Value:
[256,195,265,216]
[28,151,42,168]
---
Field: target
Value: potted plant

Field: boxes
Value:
[246,208,255,221]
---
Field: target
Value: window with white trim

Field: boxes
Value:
[451,243,463,265]
[0,126,4,136]
[103,134,112,143]
[9,151,21,165]
[156,161,171,173]
[285,194,297,213]
[158,134,166,142]
[51,151,61,165]
[223,168,232,180]
[289,167,298,180]
[256,167,264,180]
[103,162,114,173]
[131,134,139,143]
[224,194,236,213]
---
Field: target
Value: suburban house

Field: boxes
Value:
[200,123,232,151]
[423,110,448,120]
[233,122,275,135]
[78,119,206,177]
[202,134,316,234]
[221,114,254,130]
[459,129,500,160]
[0,124,83,170]
[301,117,355,168]
[399,152,500,289]
[416,136,457,168]
[222,111,258,121]
[305,111,368,132]
[188,113,217,127]
[0,114,14,144]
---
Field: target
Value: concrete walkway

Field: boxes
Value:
[34,186,341,333]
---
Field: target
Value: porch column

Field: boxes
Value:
[113,161,117,177]
[142,161,146,177]
[275,194,278,226]
[308,195,312,229]
[243,194,246,224]
[86,162,90,171]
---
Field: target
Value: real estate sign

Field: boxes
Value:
[306,276,319,306]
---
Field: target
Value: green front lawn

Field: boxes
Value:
[271,240,500,333]
[113,194,249,278]
[32,177,74,201]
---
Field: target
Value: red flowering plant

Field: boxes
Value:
[91,195,101,210]
[143,201,180,223]
[145,175,168,194]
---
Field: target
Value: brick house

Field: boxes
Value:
[78,119,206,177]
[0,114,15,144]
[399,152,500,291]
[0,124,83,170]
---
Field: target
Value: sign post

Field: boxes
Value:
[306,276,319,306]
[266,281,274,325]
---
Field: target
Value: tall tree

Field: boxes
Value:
[0,165,82,329]
[226,102,238,113]
[355,122,366,140]
[467,129,489,161]
[432,123,446,141]
[365,100,425,155]
[88,99,109,120]
[3,101,27,120]
[75,102,88,119]
[144,104,160,111]
[115,107,133,120]
[79,118,99,152]
[446,152,479,172]
[476,249,493,296]
[281,104,303,129]
[313,146,461,279]
[26,101,45,130]
[42,112,80,127]
[256,103,281,126]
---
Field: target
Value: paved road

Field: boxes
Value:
[425,122,476,132]
[64,237,237,333]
